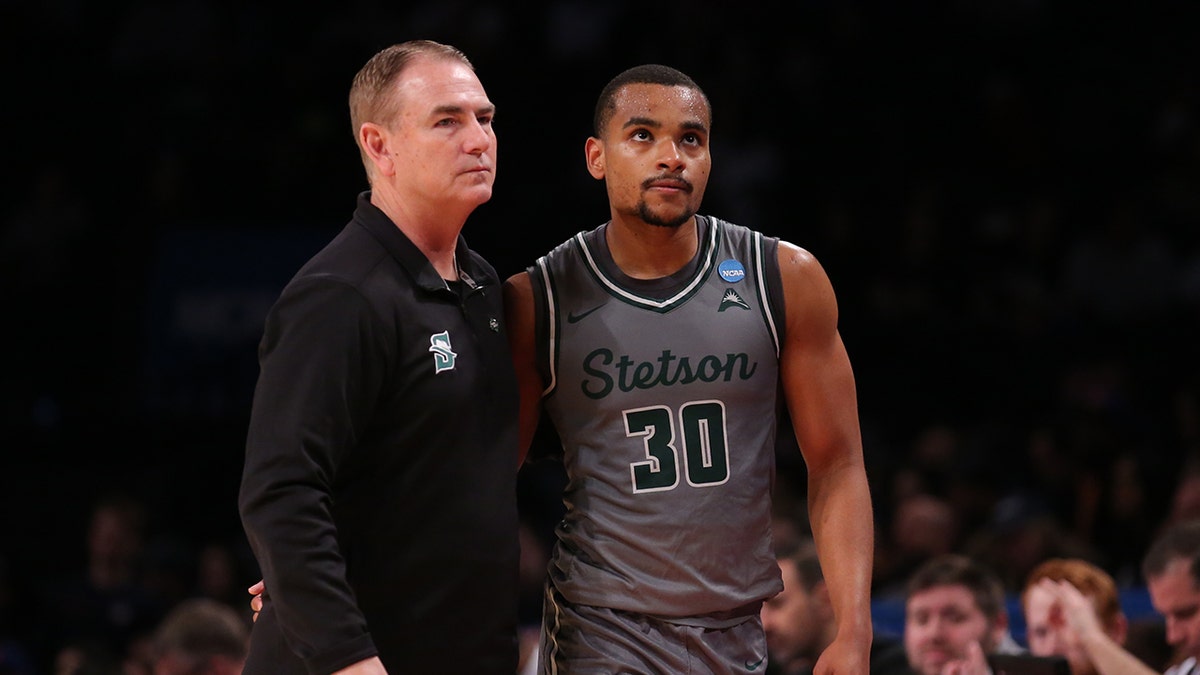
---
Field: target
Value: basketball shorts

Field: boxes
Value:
[538,582,769,675]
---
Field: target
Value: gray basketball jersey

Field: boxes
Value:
[530,215,787,625]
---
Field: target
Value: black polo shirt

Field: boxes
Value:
[240,192,520,674]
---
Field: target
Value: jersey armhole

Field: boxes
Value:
[758,235,786,348]
[528,260,557,397]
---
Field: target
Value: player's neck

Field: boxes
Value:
[605,216,698,280]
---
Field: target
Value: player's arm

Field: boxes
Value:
[777,240,875,674]
[503,271,544,466]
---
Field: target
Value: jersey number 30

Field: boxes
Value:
[625,400,730,493]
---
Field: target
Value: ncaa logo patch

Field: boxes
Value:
[718,259,746,283]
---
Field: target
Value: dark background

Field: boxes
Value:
[2,0,1199,669]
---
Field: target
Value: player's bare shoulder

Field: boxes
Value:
[776,240,835,293]
[775,239,838,331]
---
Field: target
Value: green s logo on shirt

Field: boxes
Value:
[429,331,457,373]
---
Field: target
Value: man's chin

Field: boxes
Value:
[917,653,953,675]
[462,184,494,206]
[638,205,695,229]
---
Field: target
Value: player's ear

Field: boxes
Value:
[585,136,605,180]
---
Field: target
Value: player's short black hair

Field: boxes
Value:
[593,64,711,137]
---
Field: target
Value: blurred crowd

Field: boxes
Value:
[2,1,1198,674]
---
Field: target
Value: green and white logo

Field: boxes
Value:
[429,331,457,373]
[718,289,751,312]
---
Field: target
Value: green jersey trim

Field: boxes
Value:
[573,216,721,313]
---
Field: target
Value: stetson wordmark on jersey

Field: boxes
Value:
[580,347,759,399]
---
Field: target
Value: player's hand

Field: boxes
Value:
[248,579,265,622]
[811,634,870,675]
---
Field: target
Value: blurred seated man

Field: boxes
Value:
[1022,557,1158,675]
[151,598,248,675]
[1143,519,1200,675]
[762,538,907,674]
[887,554,1024,675]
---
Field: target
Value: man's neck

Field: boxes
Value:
[371,189,466,279]
[605,215,698,280]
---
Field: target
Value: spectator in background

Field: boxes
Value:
[150,598,248,675]
[51,637,121,675]
[873,492,960,598]
[964,491,1101,592]
[1021,557,1161,675]
[1165,462,1200,528]
[37,493,164,673]
[762,537,906,674]
[1023,518,1200,675]
[886,554,1025,675]
[193,542,251,623]
[1142,519,1200,674]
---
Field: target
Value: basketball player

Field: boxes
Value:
[502,64,875,674]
